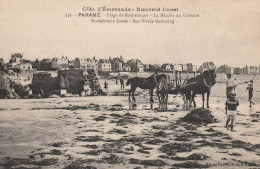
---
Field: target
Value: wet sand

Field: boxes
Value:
[0,91,259,168]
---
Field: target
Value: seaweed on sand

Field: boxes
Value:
[154,131,168,138]
[64,160,97,169]
[173,161,209,168]
[182,108,217,124]
[146,139,168,145]
[172,153,209,161]
[160,143,196,156]
[75,136,103,142]
[129,158,167,166]
[108,128,127,134]
[93,115,107,121]
[0,157,58,167]
[102,154,123,164]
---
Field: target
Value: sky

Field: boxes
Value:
[0,0,260,68]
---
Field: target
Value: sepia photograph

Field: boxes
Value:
[0,0,260,168]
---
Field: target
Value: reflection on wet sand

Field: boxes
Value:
[128,102,155,110]
[128,101,137,110]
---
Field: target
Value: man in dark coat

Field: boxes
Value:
[120,77,124,89]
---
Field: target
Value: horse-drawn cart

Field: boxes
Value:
[126,70,216,110]
[156,70,216,110]
[156,78,196,110]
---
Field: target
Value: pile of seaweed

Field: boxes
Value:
[182,108,217,124]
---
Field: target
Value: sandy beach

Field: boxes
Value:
[1,0,260,167]
[0,77,260,168]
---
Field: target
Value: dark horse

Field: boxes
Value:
[184,69,216,108]
[126,73,167,102]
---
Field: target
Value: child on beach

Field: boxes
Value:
[247,80,254,107]
[225,90,239,131]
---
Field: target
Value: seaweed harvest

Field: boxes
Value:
[0,90,259,168]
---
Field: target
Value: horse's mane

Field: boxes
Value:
[187,70,211,83]
[147,73,155,79]
[144,73,158,82]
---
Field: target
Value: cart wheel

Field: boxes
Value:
[156,78,168,110]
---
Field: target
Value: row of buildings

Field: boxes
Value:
[198,62,260,75]
[0,53,198,73]
[0,54,259,75]
[216,64,259,75]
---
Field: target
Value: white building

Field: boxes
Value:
[74,57,98,72]
[51,56,69,69]
[18,63,33,70]
[9,53,23,70]
[98,59,111,72]
[182,64,188,72]
[161,64,173,72]
[173,64,183,72]
[138,64,144,72]
[249,66,259,74]
[192,65,198,72]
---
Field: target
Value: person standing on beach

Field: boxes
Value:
[247,80,254,107]
[225,90,239,131]
[120,78,124,89]
[104,81,108,92]
[226,73,237,97]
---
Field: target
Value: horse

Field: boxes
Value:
[126,73,167,102]
[172,85,193,108]
[184,69,216,108]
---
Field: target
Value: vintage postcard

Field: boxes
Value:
[0,0,260,168]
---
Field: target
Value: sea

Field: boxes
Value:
[115,72,260,100]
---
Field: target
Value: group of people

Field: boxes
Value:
[224,73,254,131]
[104,77,125,92]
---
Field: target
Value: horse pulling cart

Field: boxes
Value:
[156,70,217,110]
[156,78,196,110]
[126,70,216,110]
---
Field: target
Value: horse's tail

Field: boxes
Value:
[126,78,133,86]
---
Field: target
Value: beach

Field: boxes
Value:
[0,74,260,168]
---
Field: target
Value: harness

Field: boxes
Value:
[203,78,211,88]
[154,74,158,84]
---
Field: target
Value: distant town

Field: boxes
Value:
[0,53,259,76]
[0,53,259,99]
